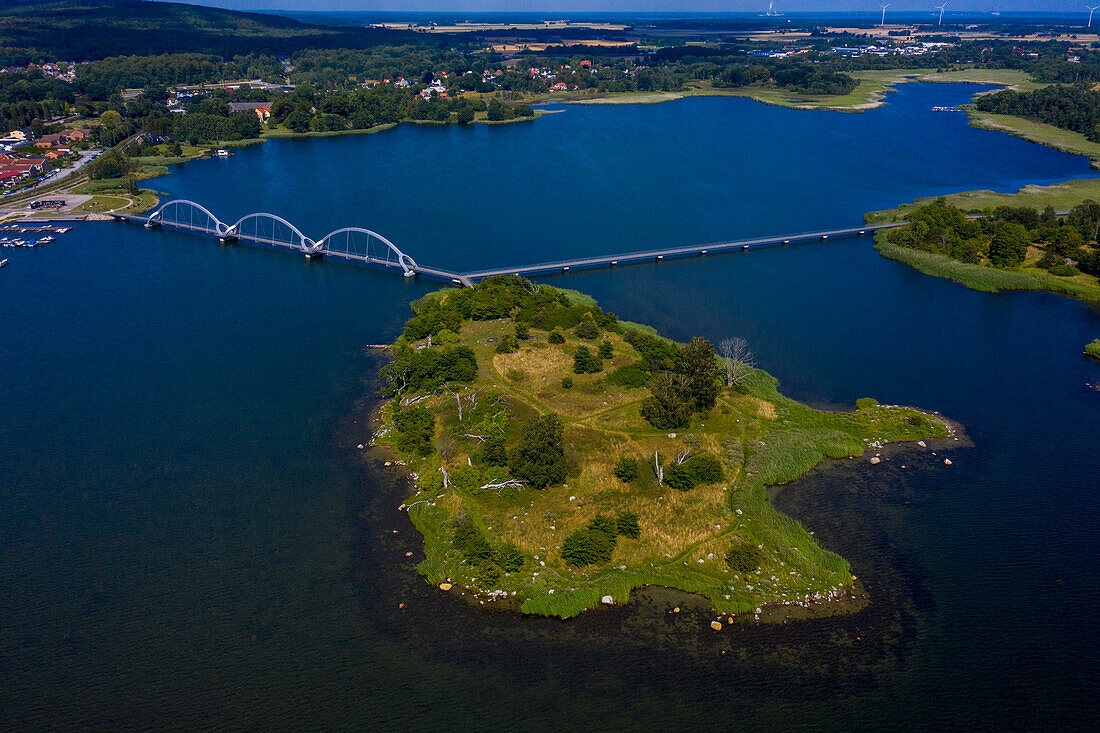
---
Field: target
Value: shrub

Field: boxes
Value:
[725,541,765,573]
[664,464,695,491]
[574,319,599,340]
[573,345,602,374]
[1086,339,1100,361]
[856,397,878,410]
[477,560,502,586]
[598,340,614,359]
[496,542,525,573]
[561,517,618,566]
[548,327,566,344]
[453,518,493,564]
[616,512,641,539]
[613,456,639,482]
[506,368,527,381]
[495,335,519,354]
[394,405,435,456]
[608,364,649,388]
[449,464,482,493]
[561,376,573,389]
[510,414,567,489]
[515,323,530,340]
[685,454,723,484]
[640,372,693,429]
[1049,263,1080,276]
[478,435,508,466]
[435,328,459,343]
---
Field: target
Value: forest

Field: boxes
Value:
[976,84,1100,141]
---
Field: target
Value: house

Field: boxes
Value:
[254,106,271,123]
[6,129,30,142]
[65,128,89,142]
[44,149,71,159]
[228,101,272,113]
[35,133,66,148]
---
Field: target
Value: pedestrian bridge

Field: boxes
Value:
[117,199,905,288]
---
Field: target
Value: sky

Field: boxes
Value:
[156,1,1096,15]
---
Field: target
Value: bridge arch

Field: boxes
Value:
[316,227,418,273]
[227,212,315,251]
[148,199,229,235]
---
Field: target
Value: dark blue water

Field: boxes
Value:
[3,85,1099,729]
[155,84,1093,273]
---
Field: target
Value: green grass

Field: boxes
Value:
[865,178,1100,223]
[377,288,951,619]
[1086,339,1100,361]
[966,109,1100,167]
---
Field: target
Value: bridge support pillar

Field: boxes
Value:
[403,270,416,278]
[218,234,237,244]
[305,251,323,260]
[144,220,159,229]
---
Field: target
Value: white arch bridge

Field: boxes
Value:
[116,199,472,285]
[117,199,907,288]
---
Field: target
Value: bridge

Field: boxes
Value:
[117,199,906,288]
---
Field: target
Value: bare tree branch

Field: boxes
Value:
[654,450,664,485]
[675,449,691,465]
[719,337,756,388]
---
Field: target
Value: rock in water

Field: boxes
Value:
[944,458,953,465]
[439,583,452,591]
[601,595,613,605]
[710,621,723,631]
[870,456,881,465]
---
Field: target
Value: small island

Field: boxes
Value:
[1087,339,1100,361]
[372,277,952,619]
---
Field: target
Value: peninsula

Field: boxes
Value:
[373,277,952,619]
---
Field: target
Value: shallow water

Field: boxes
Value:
[2,84,1099,729]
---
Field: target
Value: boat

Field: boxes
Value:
[214,149,230,157]
[0,258,7,268]
[39,236,54,244]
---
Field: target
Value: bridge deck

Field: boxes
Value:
[116,213,901,289]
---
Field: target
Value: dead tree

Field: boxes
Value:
[654,450,664,485]
[719,337,756,388]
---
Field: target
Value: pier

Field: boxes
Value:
[117,200,905,288]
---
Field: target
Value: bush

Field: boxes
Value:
[664,464,695,491]
[561,516,619,566]
[573,345,603,374]
[574,319,599,340]
[856,397,878,409]
[613,456,639,482]
[510,414,567,489]
[393,405,435,456]
[608,364,649,388]
[495,335,519,354]
[548,327,566,344]
[725,541,765,573]
[616,512,641,539]
[515,323,530,340]
[478,435,508,466]
[598,340,614,359]
[496,542,525,573]
[1049,263,1080,276]
[685,454,723,484]
[561,376,573,389]
[453,518,493,564]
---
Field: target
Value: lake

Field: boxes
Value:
[2,84,1098,729]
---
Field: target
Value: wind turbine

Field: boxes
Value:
[937,3,947,26]
[879,3,890,27]
[1088,4,1100,29]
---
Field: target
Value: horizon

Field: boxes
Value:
[151,1,1100,17]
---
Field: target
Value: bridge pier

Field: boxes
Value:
[144,220,159,229]
[305,251,324,260]
[218,234,237,244]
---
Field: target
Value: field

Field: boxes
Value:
[375,283,952,619]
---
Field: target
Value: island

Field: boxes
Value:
[371,276,953,619]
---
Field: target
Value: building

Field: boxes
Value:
[228,101,272,114]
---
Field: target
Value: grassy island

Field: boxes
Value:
[372,277,951,619]
[1087,340,1100,361]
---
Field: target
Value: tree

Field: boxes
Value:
[719,337,756,388]
[284,108,311,133]
[510,414,566,489]
[598,340,613,359]
[640,372,693,429]
[574,319,599,340]
[676,337,722,411]
[548,327,566,344]
[988,222,1029,267]
[573,345,602,374]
